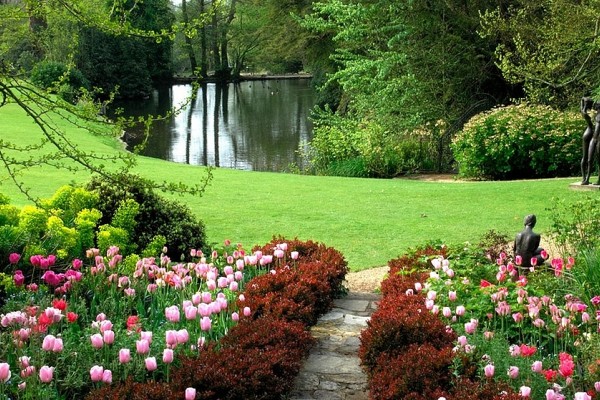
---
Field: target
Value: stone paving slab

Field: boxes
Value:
[287,292,380,400]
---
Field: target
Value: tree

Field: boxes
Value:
[302,0,517,172]
[480,0,600,108]
[0,0,212,203]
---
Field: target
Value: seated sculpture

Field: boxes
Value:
[513,214,545,272]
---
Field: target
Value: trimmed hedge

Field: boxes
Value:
[451,103,581,180]
[86,237,348,400]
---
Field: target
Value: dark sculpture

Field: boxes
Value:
[581,96,600,185]
[514,214,545,272]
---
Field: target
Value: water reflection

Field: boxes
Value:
[121,79,315,172]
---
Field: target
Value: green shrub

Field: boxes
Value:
[308,112,435,178]
[42,185,99,225]
[452,103,581,180]
[97,225,131,255]
[87,173,207,260]
[111,199,139,236]
[549,195,600,255]
[30,61,90,102]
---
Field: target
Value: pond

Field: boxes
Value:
[118,78,316,172]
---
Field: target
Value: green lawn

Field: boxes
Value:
[1,101,587,271]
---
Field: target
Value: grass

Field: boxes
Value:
[1,101,588,271]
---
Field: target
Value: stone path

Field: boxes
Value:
[288,292,380,400]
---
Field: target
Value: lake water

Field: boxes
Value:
[119,79,316,172]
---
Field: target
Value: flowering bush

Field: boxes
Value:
[451,103,581,180]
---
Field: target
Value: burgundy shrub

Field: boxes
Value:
[359,293,456,373]
[369,343,454,400]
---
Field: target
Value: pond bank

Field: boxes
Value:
[170,72,313,84]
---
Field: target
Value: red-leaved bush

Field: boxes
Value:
[369,343,454,400]
[87,238,347,400]
[359,293,456,373]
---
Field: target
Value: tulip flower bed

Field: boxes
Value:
[361,244,600,400]
[0,237,348,399]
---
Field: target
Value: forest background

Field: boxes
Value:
[2,0,599,182]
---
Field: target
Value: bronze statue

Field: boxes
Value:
[581,96,600,185]
[514,214,545,273]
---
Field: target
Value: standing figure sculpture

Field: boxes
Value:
[514,214,545,274]
[581,96,600,185]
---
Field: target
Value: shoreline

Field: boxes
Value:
[169,73,313,84]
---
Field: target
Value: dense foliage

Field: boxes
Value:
[0,180,207,272]
[480,0,600,108]
[452,104,581,180]
[86,174,207,261]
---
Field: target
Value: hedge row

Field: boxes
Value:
[360,246,521,400]
[86,237,348,400]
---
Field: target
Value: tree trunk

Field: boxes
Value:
[181,0,197,74]
[211,8,220,76]
[199,0,207,78]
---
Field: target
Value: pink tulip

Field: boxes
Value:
[229,281,239,291]
[42,334,56,351]
[163,348,174,364]
[192,293,202,305]
[531,361,543,373]
[484,364,495,378]
[20,366,35,378]
[145,357,157,371]
[141,331,153,343]
[243,307,251,317]
[442,307,452,318]
[165,306,180,323]
[574,393,591,400]
[136,339,150,354]
[9,252,21,264]
[455,305,465,316]
[90,333,104,349]
[119,348,131,364]
[206,280,216,290]
[184,306,197,320]
[90,365,104,382]
[39,366,54,383]
[291,251,299,260]
[18,356,30,368]
[13,270,25,286]
[232,312,239,322]
[508,366,519,379]
[0,362,11,383]
[102,369,112,384]
[595,381,600,392]
[103,330,115,345]
[519,386,531,397]
[166,330,178,347]
[545,389,557,400]
[52,338,63,352]
[185,387,197,400]
[176,329,189,344]
[200,316,211,331]
[464,321,476,334]
[99,320,113,332]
